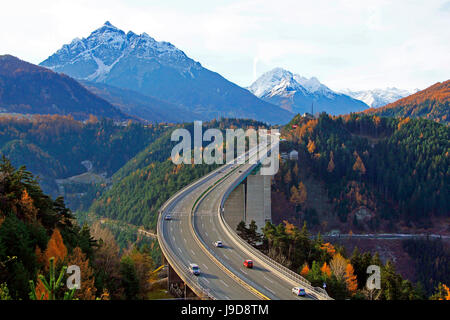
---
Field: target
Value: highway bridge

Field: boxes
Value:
[157,140,331,300]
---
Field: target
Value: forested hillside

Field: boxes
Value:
[276,113,449,232]
[238,220,448,299]
[0,116,267,266]
[88,118,268,230]
[0,115,169,198]
[364,80,449,124]
[0,158,171,300]
[0,55,129,120]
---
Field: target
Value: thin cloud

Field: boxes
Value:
[0,0,447,91]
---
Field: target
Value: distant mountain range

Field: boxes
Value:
[248,68,369,115]
[0,55,128,120]
[341,87,415,108]
[364,80,450,123]
[3,21,444,124]
[40,21,293,124]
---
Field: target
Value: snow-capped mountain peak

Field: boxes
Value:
[40,21,199,82]
[248,67,369,115]
[248,68,305,98]
[39,22,294,124]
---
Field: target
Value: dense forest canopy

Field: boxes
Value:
[0,110,448,300]
[88,118,269,230]
[278,113,449,230]
[0,158,166,300]
[0,115,169,196]
[238,220,448,299]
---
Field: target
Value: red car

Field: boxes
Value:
[243,260,253,268]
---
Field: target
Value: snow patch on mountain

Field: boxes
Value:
[340,88,415,108]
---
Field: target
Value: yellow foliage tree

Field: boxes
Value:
[330,253,347,280]
[298,182,307,204]
[290,182,307,209]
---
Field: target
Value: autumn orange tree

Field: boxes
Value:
[19,189,37,222]
[41,229,67,270]
[345,263,358,295]
[321,262,331,277]
[67,247,97,300]
[300,263,310,277]
[307,139,316,154]
[352,151,366,176]
[430,283,450,300]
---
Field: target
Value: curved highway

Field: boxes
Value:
[157,142,330,300]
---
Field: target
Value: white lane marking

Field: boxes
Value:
[205,232,209,237]
[223,295,231,300]
[263,275,274,284]
[172,237,175,242]
[220,280,229,288]
[240,269,248,275]
[190,250,196,256]
[202,264,209,270]
[183,238,187,244]
[223,253,229,259]
[203,278,210,284]
[264,286,275,295]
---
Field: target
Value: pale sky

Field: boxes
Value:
[1,0,449,91]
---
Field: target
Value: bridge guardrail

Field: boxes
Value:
[157,216,215,300]
[157,164,230,300]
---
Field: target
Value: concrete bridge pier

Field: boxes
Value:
[223,171,272,234]
[245,173,271,232]
[166,260,196,299]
